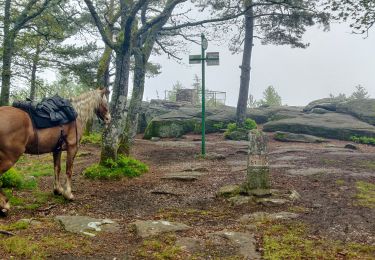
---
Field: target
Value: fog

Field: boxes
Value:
[144,23,375,107]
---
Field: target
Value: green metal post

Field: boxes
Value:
[201,34,206,156]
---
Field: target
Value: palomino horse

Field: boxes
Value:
[0,88,111,214]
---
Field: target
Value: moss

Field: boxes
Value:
[224,119,257,141]
[83,155,148,180]
[359,161,375,171]
[0,220,29,231]
[136,235,184,260]
[261,222,375,260]
[336,179,345,185]
[355,181,375,208]
[0,233,93,259]
[144,119,197,139]
[274,132,286,139]
[81,133,102,145]
[0,168,37,190]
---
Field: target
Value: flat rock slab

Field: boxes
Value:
[176,237,204,253]
[239,211,300,223]
[228,195,254,206]
[213,231,260,259]
[257,198,289,207]
[274,131,326,143]
[273,155,307,162]
[218,185,241,198]
[55,216,120,237]
[287,167,340,176]
[161,171,206,181]
[131,220,190,238]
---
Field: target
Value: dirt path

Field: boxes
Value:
[0,133,374,259]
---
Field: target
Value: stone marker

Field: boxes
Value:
[242,130,270,193]
[55,215,120,237]
[131,220,190,238]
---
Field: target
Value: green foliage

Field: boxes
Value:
[259,86,282,107]
[0,168,36,190]
[212,122,225,130]
[243,118,257,130]
[83,155,148,180]
[350,136,375,146]
[227,123,237,132]
[225,119,257,137]
[0,220,30,232]
[81,133,102,145]
[355,181,375,208]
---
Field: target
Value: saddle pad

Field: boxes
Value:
[13,95,78,129]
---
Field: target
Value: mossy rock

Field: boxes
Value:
[224,129,249,141]
[264,113,375,141]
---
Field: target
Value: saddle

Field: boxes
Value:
[13,95,78,129]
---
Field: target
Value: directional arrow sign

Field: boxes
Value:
[189,55,202,64]
[206,52,220,66]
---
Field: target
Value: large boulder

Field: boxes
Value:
[303,98,343,112]
[142,100,303,138]
[263,113,375,140]
[336,99,375,126]
[304,98,375,126]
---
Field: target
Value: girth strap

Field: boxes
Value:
[54,126,68,153]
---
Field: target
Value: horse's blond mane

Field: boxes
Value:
[70,89,104,126]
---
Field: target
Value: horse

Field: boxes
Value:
[0,88,111,215]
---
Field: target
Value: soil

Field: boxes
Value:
[0,133,374,259]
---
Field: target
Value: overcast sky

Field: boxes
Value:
[143,23,375,107]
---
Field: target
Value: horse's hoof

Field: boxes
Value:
[63,192,74,201]
[53,187,63,195]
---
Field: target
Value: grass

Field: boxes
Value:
[136,235,184,260]
[355,181,375,208]
[2,188,66,210]
[83,155,148,180]
[261,222,375,260]
[0,233,93,259]
[359,161,375,171]
[81,133,102,145]
[336,179,345,185]
[0,220,30,231]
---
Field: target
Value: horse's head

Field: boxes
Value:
[95,88,111,125]
[0,190,10,216]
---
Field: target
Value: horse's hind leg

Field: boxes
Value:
[63,145,78,201]
[0,157,15,214]
[53,151,63,195]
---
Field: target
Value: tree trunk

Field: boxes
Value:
[30,40,41,101]
[96,45,112,88]
[236,1,254,126]
[100,49,131,163]
[118,48,146,155]
[0,0,13,106]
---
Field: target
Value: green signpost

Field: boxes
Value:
[189,34,220,156]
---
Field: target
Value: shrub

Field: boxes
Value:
[350,136,375,146]
[83,155,148,180]
[212,122,225,130]
[224,119,257,140]
[81,133,102,145]
[0,168,36,190]
[243,118,257,130]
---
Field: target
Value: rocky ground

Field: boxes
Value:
[0,133,374,259]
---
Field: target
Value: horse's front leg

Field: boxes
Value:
[53,151,63,195]
[63,145,78,201]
